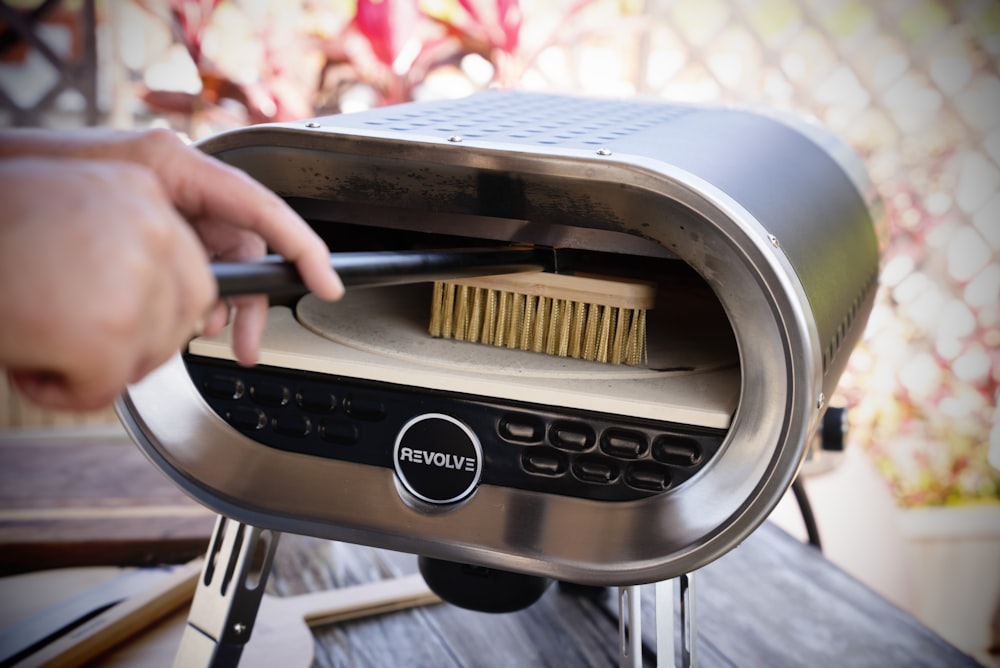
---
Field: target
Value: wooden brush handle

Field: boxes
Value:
[443,271,657,309]
[20,560,202,668]
[213,247,559,297]
[275,573,440,627]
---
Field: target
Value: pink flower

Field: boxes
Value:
[167,0,223,65]
[354,0,422,68]
[457,0,522,54]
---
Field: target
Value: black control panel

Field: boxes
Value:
[184,355,726,503]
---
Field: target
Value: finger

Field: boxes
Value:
[39,126,327,299]
[123,190,217,383]
[193,226,254,343]
[200,300,231,338]
[10,369,121,412]
[195,212,267,260]
[158,146,344,301]
[229,294,268,366]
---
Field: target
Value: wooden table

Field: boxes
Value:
[0,430,982,667]
[263,524,980,668]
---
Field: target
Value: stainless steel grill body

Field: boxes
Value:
[118,91,879,586]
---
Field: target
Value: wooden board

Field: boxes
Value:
[1,526,980,668]
[0,562,437,668]
[204,526,976,668]
[0,431,982,667]
[0,429,214,575]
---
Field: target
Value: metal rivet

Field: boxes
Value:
[816,393,826,410]
[447,135,463,143]
[305,122,320,128]
[768,234,780,248]
[596,148,612,156]
[233,623,247,636]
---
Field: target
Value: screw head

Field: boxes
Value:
[596,148,613,156]
[305,122,320,128]
[816,393,826,410]
[447,135,463,143]
[768,234,780,248]
[233,623,247,636]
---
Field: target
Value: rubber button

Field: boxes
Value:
[520,449,567,476]
[571,456,619,484]
[320,419,359,444]
[250,381,289,406]
[297,387,336,413]
[498,414,544,443]
[652,435,702,467]
[625,463,671,492]
[273,413,311,437]
[600,428,647,459]
[204,375,244,400]
[226,406,265,431]
[549,421,595,452]
[344,394,385,421]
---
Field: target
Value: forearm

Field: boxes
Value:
[0,126,183,162]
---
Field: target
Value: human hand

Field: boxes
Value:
[0,128,343,410]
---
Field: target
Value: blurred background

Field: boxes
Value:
[0,0,997,664]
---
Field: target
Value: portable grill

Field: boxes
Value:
[117,90,880,667]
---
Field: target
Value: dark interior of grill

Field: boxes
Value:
[278,207,740,375]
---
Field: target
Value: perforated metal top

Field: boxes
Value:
[325,90,696,148]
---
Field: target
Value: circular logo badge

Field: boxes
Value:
[393,413,483,504]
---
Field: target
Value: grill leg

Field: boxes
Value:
[619,574,696,668]
[656,573,696,668]
[678,573,696,667]
[173,515,280,668]
[618,585,643,668]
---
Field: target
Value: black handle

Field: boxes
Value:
[212,247,561,297]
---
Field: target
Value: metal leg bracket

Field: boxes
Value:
[618,573,696,668]
[173,515,281,668]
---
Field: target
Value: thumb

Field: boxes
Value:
[9,369,121,412]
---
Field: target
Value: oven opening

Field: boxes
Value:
[182,170,743,505]
[298,217,738,377]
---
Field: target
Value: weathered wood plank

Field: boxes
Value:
[268,534,646,667]
[0,431,980,666]
[0,433,214,574]
[616,522,981,668]
[264,526,979,668]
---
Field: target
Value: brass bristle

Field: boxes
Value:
[518,295,534,350]
[509,294,525,349]
[429,281,444,337]
[556,300,571,357]
[495,291,511,347]
[428,271,655,366]
[441,283,456,338]
[483,289,497,344]
[453,285,469,341]
[467,287,484,342]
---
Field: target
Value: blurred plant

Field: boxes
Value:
[841,148,1000,508]
[134,0,318,131]
[425,0,596,87]
[426,0,525,86]
[314,0,598,111]
[315,0,464,109]
[131,0,601,128]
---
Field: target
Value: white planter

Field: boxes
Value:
[897,504,1000,662]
